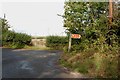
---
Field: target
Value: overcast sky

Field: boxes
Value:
[1,0,66,36]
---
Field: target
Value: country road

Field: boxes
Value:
[2,48,85,78]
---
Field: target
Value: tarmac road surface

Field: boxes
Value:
[2,48,85,78]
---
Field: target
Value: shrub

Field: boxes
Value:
[2,30,31,48]
[46,36,68,50]
[13,33,31,45]
[1,18,32,48]
[2,31,15,45]
[10,42,25,49]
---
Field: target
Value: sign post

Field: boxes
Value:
[68,33,72,52]
[68,33,81,52]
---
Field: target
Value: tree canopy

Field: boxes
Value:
[63,0,119,52]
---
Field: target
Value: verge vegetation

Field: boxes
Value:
[46,36,68,50]
[58,1,119,78]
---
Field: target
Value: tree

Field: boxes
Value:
[1,16,31,48]
[61,1,119,77]
[63,0,119,52]
[1,14,11,32]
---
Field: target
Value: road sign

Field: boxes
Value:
[68,33,81,52]
[71,34,81,39]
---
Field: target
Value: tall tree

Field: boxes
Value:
[63,0,119,51]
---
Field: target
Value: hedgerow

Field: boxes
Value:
[46,36,68,50]
[2,30,31,48]
[1,18,31,48]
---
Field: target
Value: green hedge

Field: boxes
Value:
[1,18,31,48]
[46,36,68,50]
[2,30,31,48]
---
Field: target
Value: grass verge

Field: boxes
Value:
[23,45,51,50]
[59,50,119,78]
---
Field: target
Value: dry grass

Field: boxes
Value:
[60,51,119,78]
[23,45,50,50]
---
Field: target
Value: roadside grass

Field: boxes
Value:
[59,50,119,78]
[23,45,51,50]
[2,45,62,51]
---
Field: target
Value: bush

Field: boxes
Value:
[10,42,25,49]
[13,33,31,45]
[2,30,31,48]
[1,18,32,48]
[2,31,15,45]
[46,36,68,50]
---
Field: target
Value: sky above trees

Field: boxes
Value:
[1,0,119,36]
[1,1,66,36]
